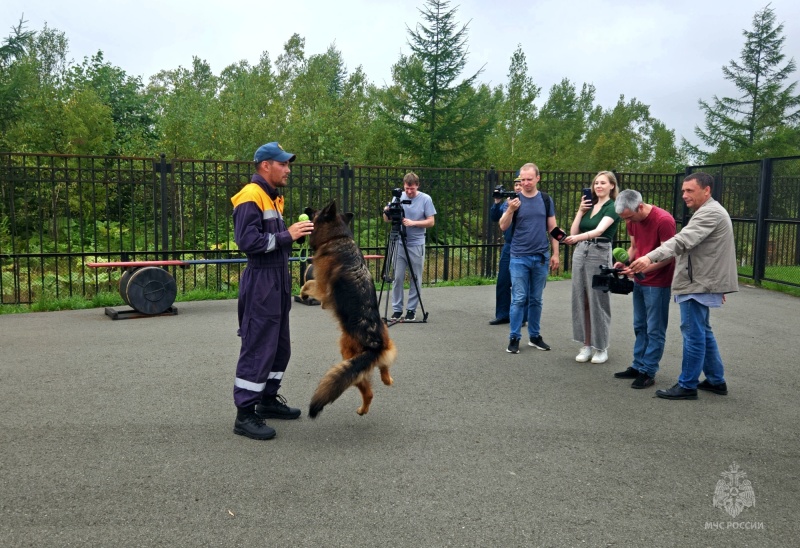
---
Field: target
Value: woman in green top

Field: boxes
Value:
[563,171,621,364]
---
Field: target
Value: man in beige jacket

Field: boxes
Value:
[630,172,738,400]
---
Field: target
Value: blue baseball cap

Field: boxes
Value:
[253,142,296,163]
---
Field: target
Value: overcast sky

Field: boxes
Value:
[4,0,800,146]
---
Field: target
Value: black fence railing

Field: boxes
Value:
[686,156,800,288]
[2,152,798,306]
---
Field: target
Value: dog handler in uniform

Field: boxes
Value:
[230,142,314,440]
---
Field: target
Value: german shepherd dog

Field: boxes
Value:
[300,201,397,418]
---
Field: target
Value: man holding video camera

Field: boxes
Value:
[629,172,738,400]
[382,172,437,321]
[612,190,676,389]
[489,177,527,326]
[498,163,560,354]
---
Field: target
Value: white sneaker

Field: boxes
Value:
[591,349,608,364]
[575,346,593,362]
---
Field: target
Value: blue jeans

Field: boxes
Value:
[631,284,671,377]
[509,254,548,340]
[678,298,726,389]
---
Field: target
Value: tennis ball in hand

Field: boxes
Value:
[298,214,309,222]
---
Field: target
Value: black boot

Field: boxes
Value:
[234,406,276,440]
[256,394,302,420]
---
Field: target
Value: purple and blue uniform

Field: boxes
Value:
[231,174,294,409]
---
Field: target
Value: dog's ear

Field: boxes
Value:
[343,212,354,224]
[304,206,315,218]
[319,201,337,220]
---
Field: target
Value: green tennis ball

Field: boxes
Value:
[298,214,309,222]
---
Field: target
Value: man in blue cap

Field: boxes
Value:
[230,142,314,440]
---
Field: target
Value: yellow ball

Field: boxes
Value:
[298,214,309,222]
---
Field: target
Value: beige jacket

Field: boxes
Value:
[646,198,739,295]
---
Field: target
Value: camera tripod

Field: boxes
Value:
[377,222,428,326]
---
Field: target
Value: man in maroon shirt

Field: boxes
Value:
[612,190,676,389]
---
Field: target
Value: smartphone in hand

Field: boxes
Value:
[550,227,567,241]
[582,188,593,204]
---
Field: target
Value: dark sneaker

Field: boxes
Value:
[405,310,416,321]
[528,335,550,351]
[697,379,728,395]
[489,317,510,325]
[391,311,403,320]
[631,372,655,389]
[256,394,302,420]
[234,409,276,440]
[614,367,639,379]
[656,383,698,400]
[506,337,520,354]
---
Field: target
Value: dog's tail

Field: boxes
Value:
[309,345,394,418]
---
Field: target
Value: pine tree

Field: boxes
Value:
[380,0,492,167]
[692,4,800,161]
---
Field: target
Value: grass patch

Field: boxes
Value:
[746,279,800,298]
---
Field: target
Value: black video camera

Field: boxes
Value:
[386,188,411,225]
[591,265,634,295]
[493,185,518,200]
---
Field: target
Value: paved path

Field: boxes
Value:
[1,282,796,546]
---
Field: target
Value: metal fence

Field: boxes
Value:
[686,156,800,288]
[2,152,798,306]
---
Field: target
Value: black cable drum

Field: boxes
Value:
[118,269,134,306]
[120,266,177,314]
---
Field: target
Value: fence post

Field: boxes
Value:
[484,166,499,277]
[154,154,172,261]
[680,167,692,227]
[339,161,354,216]
[753,158,773,283]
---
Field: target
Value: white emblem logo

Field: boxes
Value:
[713,462,755,518]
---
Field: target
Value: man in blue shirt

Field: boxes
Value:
[498,163,560,354]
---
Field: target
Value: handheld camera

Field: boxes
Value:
[591,265,634,295]
[493,185,519,200]
[612,247,646,281]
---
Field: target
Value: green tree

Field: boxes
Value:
[66,52,158,155]
[149,57,222,158]
[217,54,284,161]
[530,79,598,170]
[691,3,800,162]
[486,45,541,169]
[0,16,35,146]
[2,24,72,152]
[287,45,350,163]
[583,96,681,172]
[380,0,491,167]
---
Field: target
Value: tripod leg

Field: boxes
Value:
[378,231,399,322]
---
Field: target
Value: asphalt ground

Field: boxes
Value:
[1,281,797,547]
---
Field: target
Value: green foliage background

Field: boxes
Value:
[2,0,791,172]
